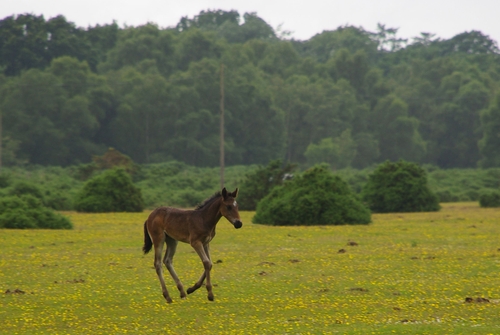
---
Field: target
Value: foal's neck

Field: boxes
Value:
[201,197,223,226]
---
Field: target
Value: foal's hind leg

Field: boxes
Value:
[163,236,187,299]
[188,242,214,301]
[152,236,173,303]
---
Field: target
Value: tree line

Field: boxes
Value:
[1,10,499,169]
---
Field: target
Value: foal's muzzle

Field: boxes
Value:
[233,220,243,229]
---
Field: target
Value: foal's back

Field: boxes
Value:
[146,206,204,244]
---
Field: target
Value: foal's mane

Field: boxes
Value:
[195,191,222,211]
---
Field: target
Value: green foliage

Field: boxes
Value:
[479,191,500,207]
[479,93,500,167]
[8,180,45,200]
[304,129,357,169]
[1,12,500,169]
[177,10,276,44]
[427,167,500,202]
[3,179,73,210]
[76,147,139,178]
[3,11,500,208]
[2,163,500,213]
[2,57,109,166]
[74,168,144,212]
[0,195,72,229]
[0,163,256,210]
[298,26,378,63]
[252,165,371,225]
[362,160,440,213]
[136,161,253,208]
[370,94,426,162]
[237,160,296,210]
[0,173,10,188]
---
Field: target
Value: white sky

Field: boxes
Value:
[2,0,499,44]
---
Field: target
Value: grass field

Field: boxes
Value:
[1,203,499,334]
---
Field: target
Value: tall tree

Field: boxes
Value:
[224,63,286,165]
[296,26,378,63]
[479,92,500,167]
[432,79,490,167]
[373,24,408,52]
[107,67,172,164]
[2,57,110,165]
[370,94,426,162]
[0,14,102,76]
[99,23,176,78]
[0,14,49,75]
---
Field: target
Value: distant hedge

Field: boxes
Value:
[74,168,144,212]
[362,160,440,213]
[252,165,371,226]
[0,195,72,229]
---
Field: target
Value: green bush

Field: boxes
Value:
[136,161,252,208]
[74,168,144,212]
[435,190,460,203]
[43,190,73,210]
[479,191,500,207]
[8,181,45,201]
[237,160,296,210]
[0,195,72,229]
[252,165,371,225]
[0,173,11,188]
[362,160,440,213]
[5,180,74,210]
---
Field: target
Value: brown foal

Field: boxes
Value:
[142,187,242,303]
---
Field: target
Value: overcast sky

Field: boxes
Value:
[2,0,499,43]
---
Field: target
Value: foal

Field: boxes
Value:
[142,188,242,303]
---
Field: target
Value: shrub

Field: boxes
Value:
[479,191,500,207]
[0,195,72,229]
[252,165,371,225]
[74,168,144,212]
[92,148,139,174]
[43,190,73,210]
[362,160,440,213]
[6,180,74,210]
[73,148,139,181]
[173,189,207,208]
[0,173,10,188]
[237,160,296,210]
[435,190,460,203]
[8,181,45,201]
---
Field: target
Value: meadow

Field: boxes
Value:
[1,203,499,334]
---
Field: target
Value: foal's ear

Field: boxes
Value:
[231,188,239,198]
[221,187,228,199]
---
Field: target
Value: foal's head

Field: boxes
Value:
[219,188,242,229]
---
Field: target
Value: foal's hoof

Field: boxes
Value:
[208,294,214,301]
[163,293,173,303]
[187,287,196,295]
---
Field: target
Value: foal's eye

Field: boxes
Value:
[227,205,232,211]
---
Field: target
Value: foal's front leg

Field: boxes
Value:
[188,241,214,301]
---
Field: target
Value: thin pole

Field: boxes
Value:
[0,110,2,171]
[219,63,225,189]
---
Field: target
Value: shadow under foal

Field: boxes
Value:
[143,188,242,303]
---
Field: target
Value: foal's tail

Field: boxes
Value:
[142,221,153,254]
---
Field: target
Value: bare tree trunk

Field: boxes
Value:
[0,110,2,170]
